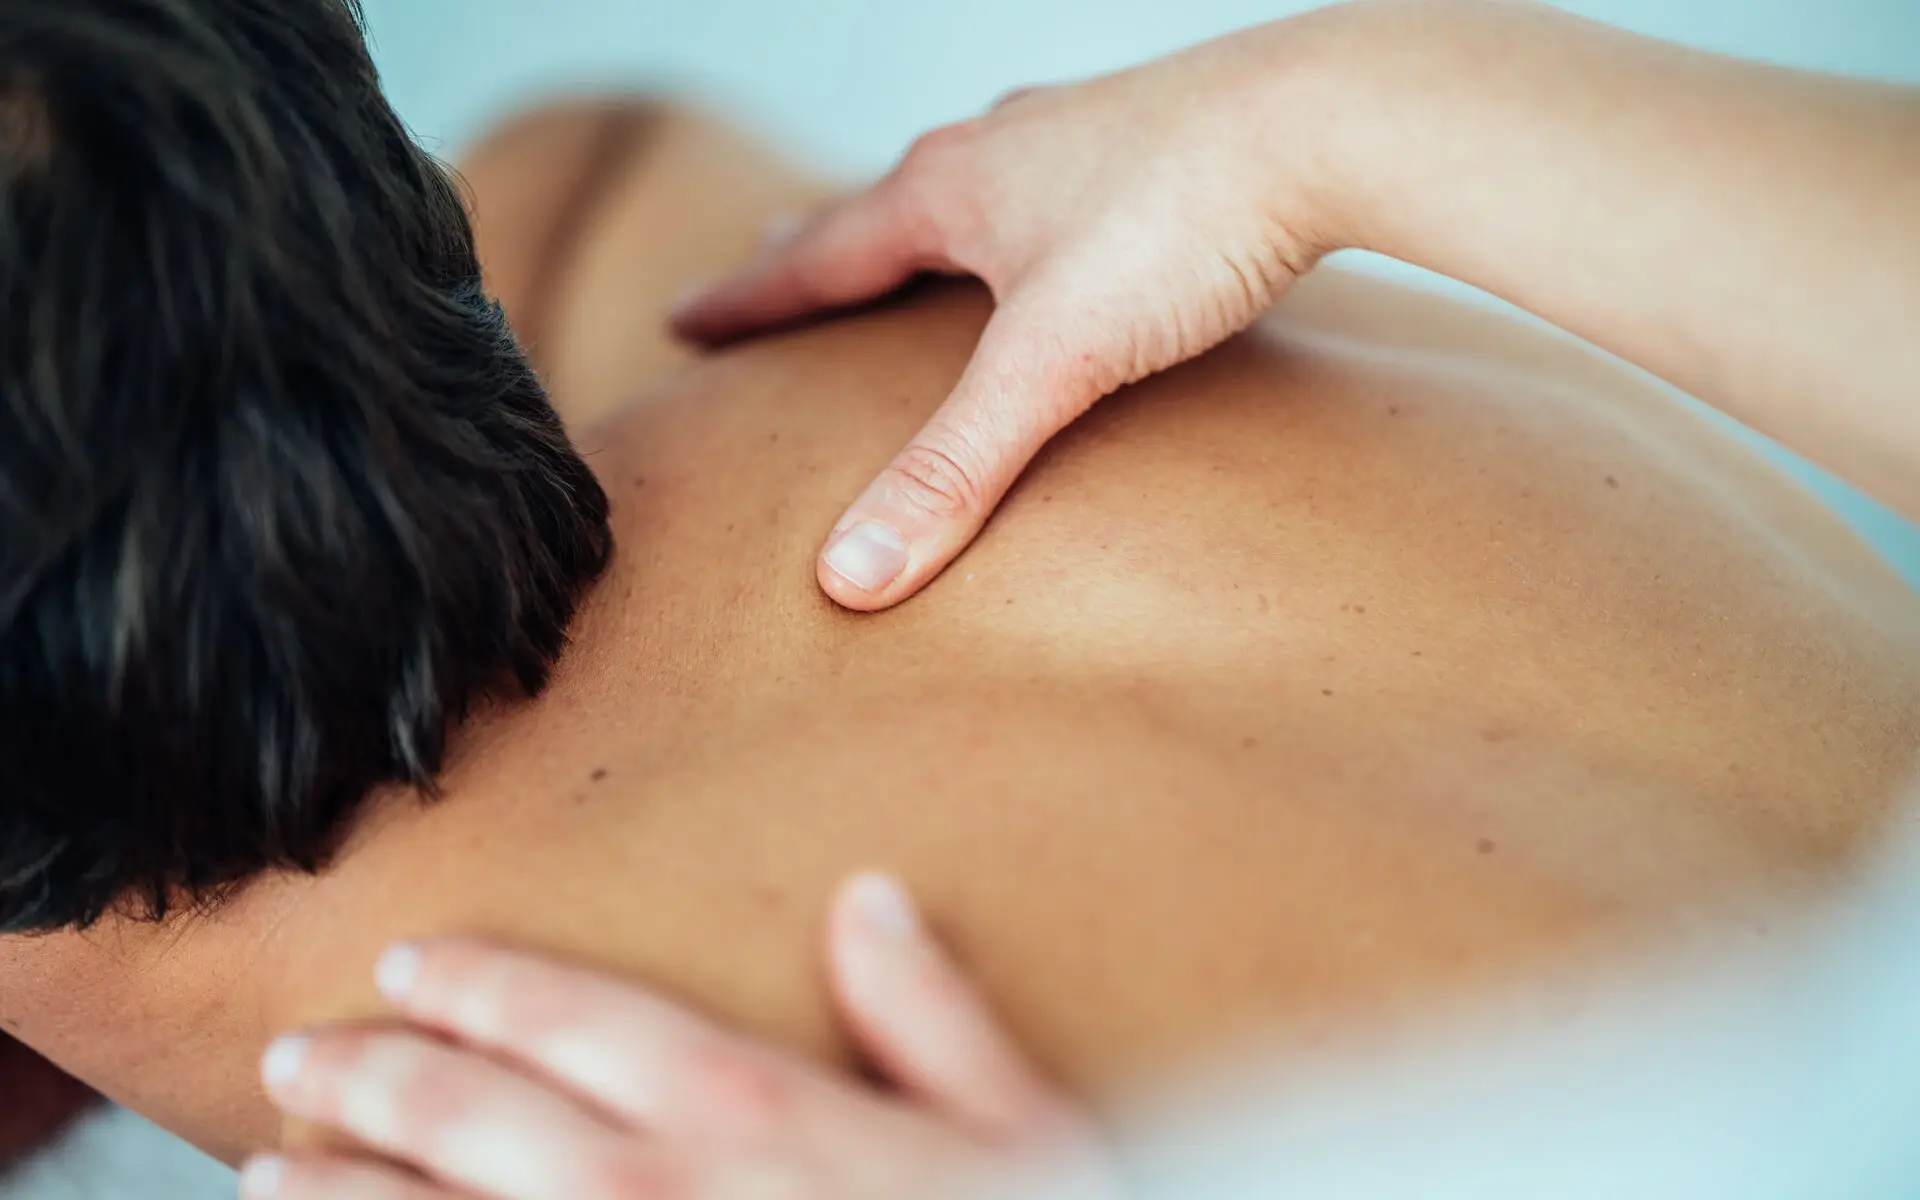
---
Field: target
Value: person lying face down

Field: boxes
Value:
[0,0,611,935]
[3,0,1920,1173]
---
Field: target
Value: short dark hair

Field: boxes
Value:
[0,0,612,932]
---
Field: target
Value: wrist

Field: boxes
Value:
[1244,0,1491,267]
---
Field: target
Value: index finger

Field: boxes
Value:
[669,180,942,345]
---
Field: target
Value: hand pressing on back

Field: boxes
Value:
[676,0,1920,606]
[246,875,1114,1200]
[671,20,1346,610]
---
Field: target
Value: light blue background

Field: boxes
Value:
[355,0,1920,587]
[357,0,1920,169]
[6,6,1917,1194]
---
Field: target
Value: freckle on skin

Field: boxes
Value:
[1483,727,1518,743]
[1353,604,1366,614]
[1477,838,1497,855]
[1241,736,1259,750]
[1605,475,1619,489]
[590,768,608,782]
[1322,688,1334,697]
[1388,406,1401,417]
[633,476,647,488]
[768,432,780,443]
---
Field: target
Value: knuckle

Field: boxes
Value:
[898,119,976,175]
[990,83,1050,111]
[884,440,988,522]
[478,960,588,1041]
[381,1050,473,1131]
[417,943,570,1040]
[583,1151,685,1200]
[883,127,997,270]
[676,1041,793,1141]
[910,176,990,267]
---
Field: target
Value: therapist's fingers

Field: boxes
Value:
[261,1027,654,1200]
[238,1153,454,1200]
[827,874,1082,1142]
[669,176,946,346]
[369,939,828,1146]
[814,289,1114,610]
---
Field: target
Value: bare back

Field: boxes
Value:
[6,259,1918,1165]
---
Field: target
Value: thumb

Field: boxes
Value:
[817,305,1103,610]
[827,874,1078,1140]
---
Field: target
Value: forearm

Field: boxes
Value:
[1279,0,1920,519]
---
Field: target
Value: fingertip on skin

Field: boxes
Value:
[260,1034,311,1094]
[830,871,945,1014]
[829,873,1072,1134]
[667,209,808,341]
[842,872,921,941]
[375,942,424,1002]
[666,276,715,326]
[817,502,983,612]
[666,274,747,343]
[819,520,912,602]
[816,555,902,612]
[239,1154,286,1198]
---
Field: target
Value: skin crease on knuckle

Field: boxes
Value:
[671,1037,797,1146]
[900,119,979,174]
[451,959,597,1046]
[876,141,985,280]
[905,176,990,282]
[883,441,989,523]
[353,1038,480,1150]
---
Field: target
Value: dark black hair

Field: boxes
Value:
[0,0,612,932]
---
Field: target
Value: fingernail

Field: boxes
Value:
[239,1155,286,1197]
[260,1036,310,1091]
[848,873,919,940]
[823,521,910,593]
[760,209,805,250]
[376,942,422,1001]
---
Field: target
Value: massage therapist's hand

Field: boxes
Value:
[670,21,1348,610]
[242,874,1112,1200]
[679,0,1920,603]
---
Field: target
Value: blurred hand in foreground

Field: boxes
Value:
[245,874,1112,1199]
